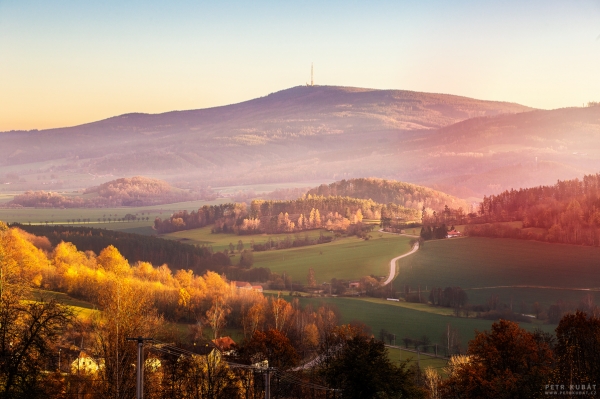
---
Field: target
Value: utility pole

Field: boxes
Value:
[127,336,153,399]
[264,367,274,399]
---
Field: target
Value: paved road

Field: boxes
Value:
[382,242,419,286]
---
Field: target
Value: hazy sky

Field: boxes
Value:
[1,0,600,131]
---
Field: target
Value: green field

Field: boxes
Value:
[162,226,413,282]
[253,234,412,282]
[393,237,600,309]
[272,293,554,348]
[162,226,335,252]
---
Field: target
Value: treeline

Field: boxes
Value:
[420,224,453,240]
[155,195,418,235]
[243,195,416,234]
[13,224,271,282]
[306,177,469,213]
[251,233,333,251]
[428,286,468,308]
[153,203,243,233]
[476,173,600,245]
[8,176,207,208]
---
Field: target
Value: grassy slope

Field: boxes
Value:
[393,237,600,308]
[254,234,412,282]
[163,226,413,282]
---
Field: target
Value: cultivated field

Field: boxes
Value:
[393,236,600,308]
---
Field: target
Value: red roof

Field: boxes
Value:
[212,336,236,351]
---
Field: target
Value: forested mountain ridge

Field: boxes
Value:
[1,85,532,193]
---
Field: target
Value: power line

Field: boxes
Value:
[145,338,339,395]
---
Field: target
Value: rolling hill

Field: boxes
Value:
[306,178,470,212]
[7,176,203,208]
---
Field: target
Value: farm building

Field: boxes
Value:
[231,281,263,292]
[252,285,263,292]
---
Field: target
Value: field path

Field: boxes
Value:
[382,242,419,286]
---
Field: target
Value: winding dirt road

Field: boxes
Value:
[382,241,419,286]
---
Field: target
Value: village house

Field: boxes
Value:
[212,336,237,356]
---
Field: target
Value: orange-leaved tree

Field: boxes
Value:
[441,319,554,399]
